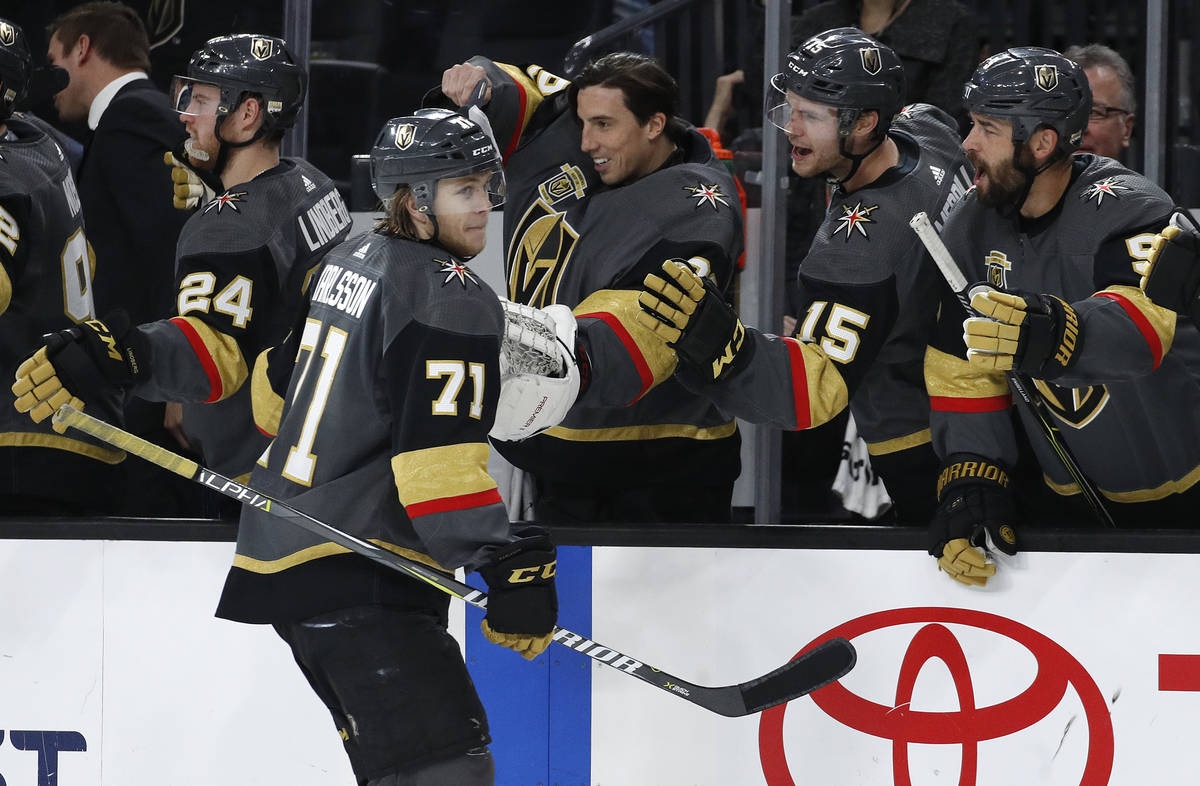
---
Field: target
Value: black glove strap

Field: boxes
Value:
[675,279,753,382]
[1018,293,1081,379]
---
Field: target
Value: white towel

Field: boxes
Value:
[832,415,893,519]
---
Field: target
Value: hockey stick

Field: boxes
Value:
[52,403,855,716]
[909,212,1116,527]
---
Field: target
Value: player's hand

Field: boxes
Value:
[964,289,1081,379]
[927,453,1018,587]
[164,150,216,210]
[637,260,751,382]
[478,527,558,659]
[441,63,491,107]
[12,312,147,433]
[1139,221,1200,322]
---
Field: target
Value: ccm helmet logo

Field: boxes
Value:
[472,144,493,157]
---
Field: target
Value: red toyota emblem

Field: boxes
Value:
[760,607,1114,785]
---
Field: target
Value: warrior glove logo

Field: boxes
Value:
[859,47,882,76]
[0,22,14,47]
[394,123,416,150]
[251,37,274,60]
[1035,64,1059,92]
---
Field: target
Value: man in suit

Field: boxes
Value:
[46,1,200,514]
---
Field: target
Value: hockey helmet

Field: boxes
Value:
[0,18,31,122]
[766,27,906,137]
[962,47,1091,157]
[173,34,306,135]
[370,109,505,214]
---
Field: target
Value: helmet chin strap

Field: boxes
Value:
[212,113,269,178]
[825,109,885,187]
[1001,137,1064,219]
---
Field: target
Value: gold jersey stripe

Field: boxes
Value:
[496,62,548,141]
[0,431,125,463]
[866,428,932,456]
[173,316,249,401]
[1044,461,1200,503]
[391,442,497,507]
[544,420,737,442]
[575,289,678,391]
[786,338,850,429]
[233,540,450,575]
[250,347,283,437]
[924,345,1008,398]
[1098,284,1177,357]
[0,262,10,315]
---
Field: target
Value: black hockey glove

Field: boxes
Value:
[636,260,752,382]
[478,527,558,660]
[963,289,1081,379]
[12,311,149,433]
[927,453,1019,587]
[1141,222,1200,323]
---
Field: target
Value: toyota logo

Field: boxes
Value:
[760,607,1114,785]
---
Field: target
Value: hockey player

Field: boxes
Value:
[440,51,743,524]
[12,34,350,484]
[636,28,973,523]
[919,48,1200,585]
[0,18,129,514]
[217,110,555,785]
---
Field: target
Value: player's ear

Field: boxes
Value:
[853,109,879,140]
[1029,126,1058,162]
[645,111,667,140]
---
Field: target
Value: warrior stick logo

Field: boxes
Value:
[394,123,416,150]
[859,47,882,75]
[251,37,274,61]
[551,629,645,674]
[1035,64,1059,92]
[0,22,15,46]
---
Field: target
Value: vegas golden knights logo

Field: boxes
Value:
[1035,64,1059,92]
[251,37,274,61]
[1034,380,1110,429]
[507,200,579,308]
[0,22,14,47]
[394,123,416,150]
[984,250,1011,289]
[859,47,882,76]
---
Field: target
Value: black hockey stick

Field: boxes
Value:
[909,212,1116,527]
[53,403,855,717]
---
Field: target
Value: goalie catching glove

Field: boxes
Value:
[1139,220,1200,323]
[12,311,148,432]
[927,453,1018,587]
[478,527,558,660]
[963,288,1081,379]
[489,300,583,442]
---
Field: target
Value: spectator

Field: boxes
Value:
[636,29,973,524]
[1064,43,1136,163]
[441,52,744,524]
[1,18,125,515]
[924,48,1200,587]
[45,1,197,513]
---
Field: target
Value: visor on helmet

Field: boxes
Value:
[172,76,226,118]
[764,73,839,134]
[375,160,505,217]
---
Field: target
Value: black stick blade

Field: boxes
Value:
[738,638,856,715]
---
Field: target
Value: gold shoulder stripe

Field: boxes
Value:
[391,442,497,508]
[866,428,932,456]
[251,347,283,437]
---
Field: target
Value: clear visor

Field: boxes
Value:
[763,73,841,134]
[425,166,506,216]
[172,76,226,118]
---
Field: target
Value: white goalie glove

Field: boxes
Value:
[489,300,581,442]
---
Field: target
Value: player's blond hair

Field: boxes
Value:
[376,186,422,239]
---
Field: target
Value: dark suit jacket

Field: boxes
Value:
[79,78,189,324]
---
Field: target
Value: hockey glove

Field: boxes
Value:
[927,453,1019,587]
[964,289,1081,379]
[636,260,750,382]
[1140,222,1200,323]
[164,150,218,210]
[490,301,583,441]
[478,528,558,660]
[12,311,148,433]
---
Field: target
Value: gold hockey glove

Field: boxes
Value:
[927,454,1018,587]
[478,527,558,660]
[164,150,217,210]
[964,289,1081,379]
[637,260,750,382]
[1140,222,1200,323]
[12,311,148,432]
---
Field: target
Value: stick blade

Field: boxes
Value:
[737,637,856,715]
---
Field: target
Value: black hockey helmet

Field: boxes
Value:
[962,47,1091,157]
[0,18,31,122]
[766,27,906,138]
[370,108,505,213]
[174,34,306,135]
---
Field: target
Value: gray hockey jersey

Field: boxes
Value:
[217,230,515,623]
[0,114,119,463]
[681,104,972,456]
[927,154,1200,501]
[133,158,350,478]
[472,58,744,486]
